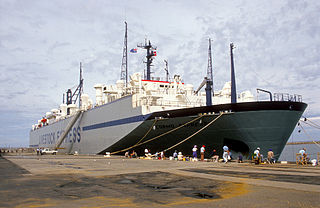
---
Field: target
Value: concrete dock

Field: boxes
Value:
[0,154,319,207]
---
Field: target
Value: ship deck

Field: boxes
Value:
[1,154,319,207]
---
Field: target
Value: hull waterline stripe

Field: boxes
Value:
[82,114,150,131]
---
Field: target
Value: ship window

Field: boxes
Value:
[160,85,164,87]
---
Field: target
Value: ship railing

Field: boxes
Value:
[149,76,184,83]
[273,93,302,102]
[136,98,205,108]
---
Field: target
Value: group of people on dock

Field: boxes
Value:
[252,147,276,164]
[123,144,286,165]
[123,145,234,163]
[122,145,318,166]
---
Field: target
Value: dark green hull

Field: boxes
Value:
[103,101,307,159]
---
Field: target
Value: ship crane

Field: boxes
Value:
[194,77,208,95]
[195,38,213,106]
[65,62,84,113]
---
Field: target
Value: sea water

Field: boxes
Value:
[278,143,320,162]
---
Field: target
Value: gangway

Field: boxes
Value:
[54,110,83,150]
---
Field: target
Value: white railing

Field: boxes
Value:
[134,98,205,108]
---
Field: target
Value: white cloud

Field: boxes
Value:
[0,0,319,146]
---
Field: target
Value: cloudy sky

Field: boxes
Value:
[0,0,319,147]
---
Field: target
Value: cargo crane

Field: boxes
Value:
[56,63,84,150]
[195,38,213,106]
[65,62,84,114]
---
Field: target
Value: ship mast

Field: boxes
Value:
[164,60,169,82]
[230,43,237,103]
[137,39,157,80]
[120,21,128,87]
[79,62,83,107]
[205,38,213,106]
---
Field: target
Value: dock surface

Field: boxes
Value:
[1,155,319,207]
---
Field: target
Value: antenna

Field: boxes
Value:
[137,39,157,80]
[164,60,169,82]
[230,43,237,103]
[120,21,128,87]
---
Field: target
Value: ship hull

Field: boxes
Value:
[30,98,307,159]
[103,101,306,159]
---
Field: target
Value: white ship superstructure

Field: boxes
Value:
[96,73,255,115]
[32,73,254,132]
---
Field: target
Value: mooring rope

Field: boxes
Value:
[302,117,320,128]
[161,112,225,153]
[135,119,158,145]
[300,120,320,130]
[299,123,320,148]
[110,114,205,155]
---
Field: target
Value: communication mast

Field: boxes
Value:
[164,60,169,82]
[137,39,157,80]
[120,21,128,86]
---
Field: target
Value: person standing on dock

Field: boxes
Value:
[223,145,229,163]
[200,145,205,161]
[192,145,198,160]
[173,150,178,159]
[160,151,165,160]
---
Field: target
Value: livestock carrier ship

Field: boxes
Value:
[29,26,307,159]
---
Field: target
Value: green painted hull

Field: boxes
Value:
[104,101,306,159]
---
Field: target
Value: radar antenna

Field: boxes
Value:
[137,39,157,80]
[120,21,128,86]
